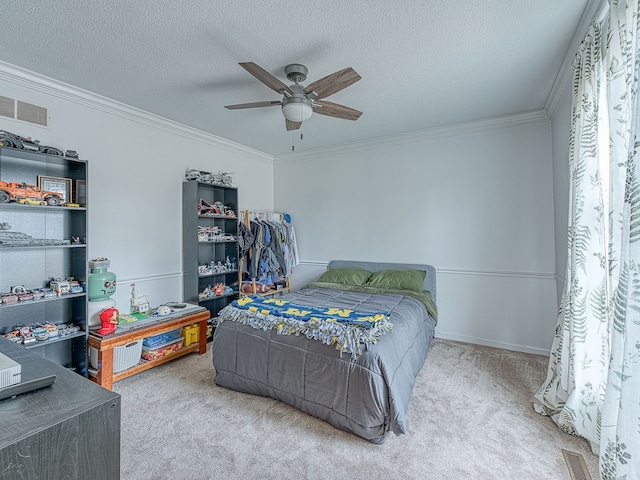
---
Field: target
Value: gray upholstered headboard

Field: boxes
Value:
[327,260,437,302]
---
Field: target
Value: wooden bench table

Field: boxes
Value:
[88,305,209,390]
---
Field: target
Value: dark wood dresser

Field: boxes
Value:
[0,338,121,479]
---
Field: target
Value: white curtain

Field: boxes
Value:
[534,21,610,449]
[535,2,640,479]
[600,1,640,478]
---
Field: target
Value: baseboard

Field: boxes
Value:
[434,331,551,356]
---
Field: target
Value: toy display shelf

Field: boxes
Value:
[0,292,86,308]
[0,202,86,211]
[197,239,237,244]
[182,180,239,322]
[0,146,88,373]
[23,330,86,349]
[0,243,85,250]
[198,269,239,279]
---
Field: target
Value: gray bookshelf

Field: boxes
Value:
[182,181,239,321]
[0,147,88,374]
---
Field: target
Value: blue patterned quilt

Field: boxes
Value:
[218,294,393,358]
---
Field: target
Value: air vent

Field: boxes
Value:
[562,449,592,480]
[0,96,15,118]
[16,100,48,126]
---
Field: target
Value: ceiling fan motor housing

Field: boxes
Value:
[285,64,308,83]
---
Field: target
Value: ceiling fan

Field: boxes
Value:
[224,62,362,131]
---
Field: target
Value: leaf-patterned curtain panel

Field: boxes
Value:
[535,2,640,479]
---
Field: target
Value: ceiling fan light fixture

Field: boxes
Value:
[282,98,313,123]
[226,62,362,130]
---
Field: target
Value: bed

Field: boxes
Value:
[212,260,437,444]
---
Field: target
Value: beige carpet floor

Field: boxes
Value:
[113,338,600,480]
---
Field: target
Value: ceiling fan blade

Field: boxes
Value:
[313,100,362,121]
[285,119,302,131]
[303,67,361,99]
[224,100,282,110]
[239,62,294,95]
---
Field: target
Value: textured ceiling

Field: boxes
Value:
[0,0,592,156]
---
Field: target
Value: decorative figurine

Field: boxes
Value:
[185,168,233,186]
[130,283,150,313]
[87,258,117,330]
[97,307,119,335]
[88,258,116,300]
[213,283,225,296]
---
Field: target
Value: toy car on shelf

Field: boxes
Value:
[42,323,59,337]
[31,326,48,341]
[50,278,71,295]
[20,137,39,151]
[0,130,22,149]
[0,293,18,305]
[0,130,67,157]
[0,181,64,206]
[31,290,43,300]
[17,291,34,302]
[36,288,57,299]
[68,279,83,294]
[17,198,47,206]
[2,330,22,343]
[11,286,30,301]
[20,326,35,344]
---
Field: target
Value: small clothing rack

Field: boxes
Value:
[238,210,299,296]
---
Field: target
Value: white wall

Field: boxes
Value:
[274,113,558,354]
[550,92,572,303]
[0,61,561,354]
[0,62,274,310]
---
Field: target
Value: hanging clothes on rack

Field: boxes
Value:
[238,210,299,289]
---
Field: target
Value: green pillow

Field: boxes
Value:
[316,268,372,286]
[365,269,426,292]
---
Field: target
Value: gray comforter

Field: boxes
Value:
[212,284,436,444]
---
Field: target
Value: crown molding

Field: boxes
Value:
[0,61,273,163]
[274,110,549,164]
[545,0,607,118]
